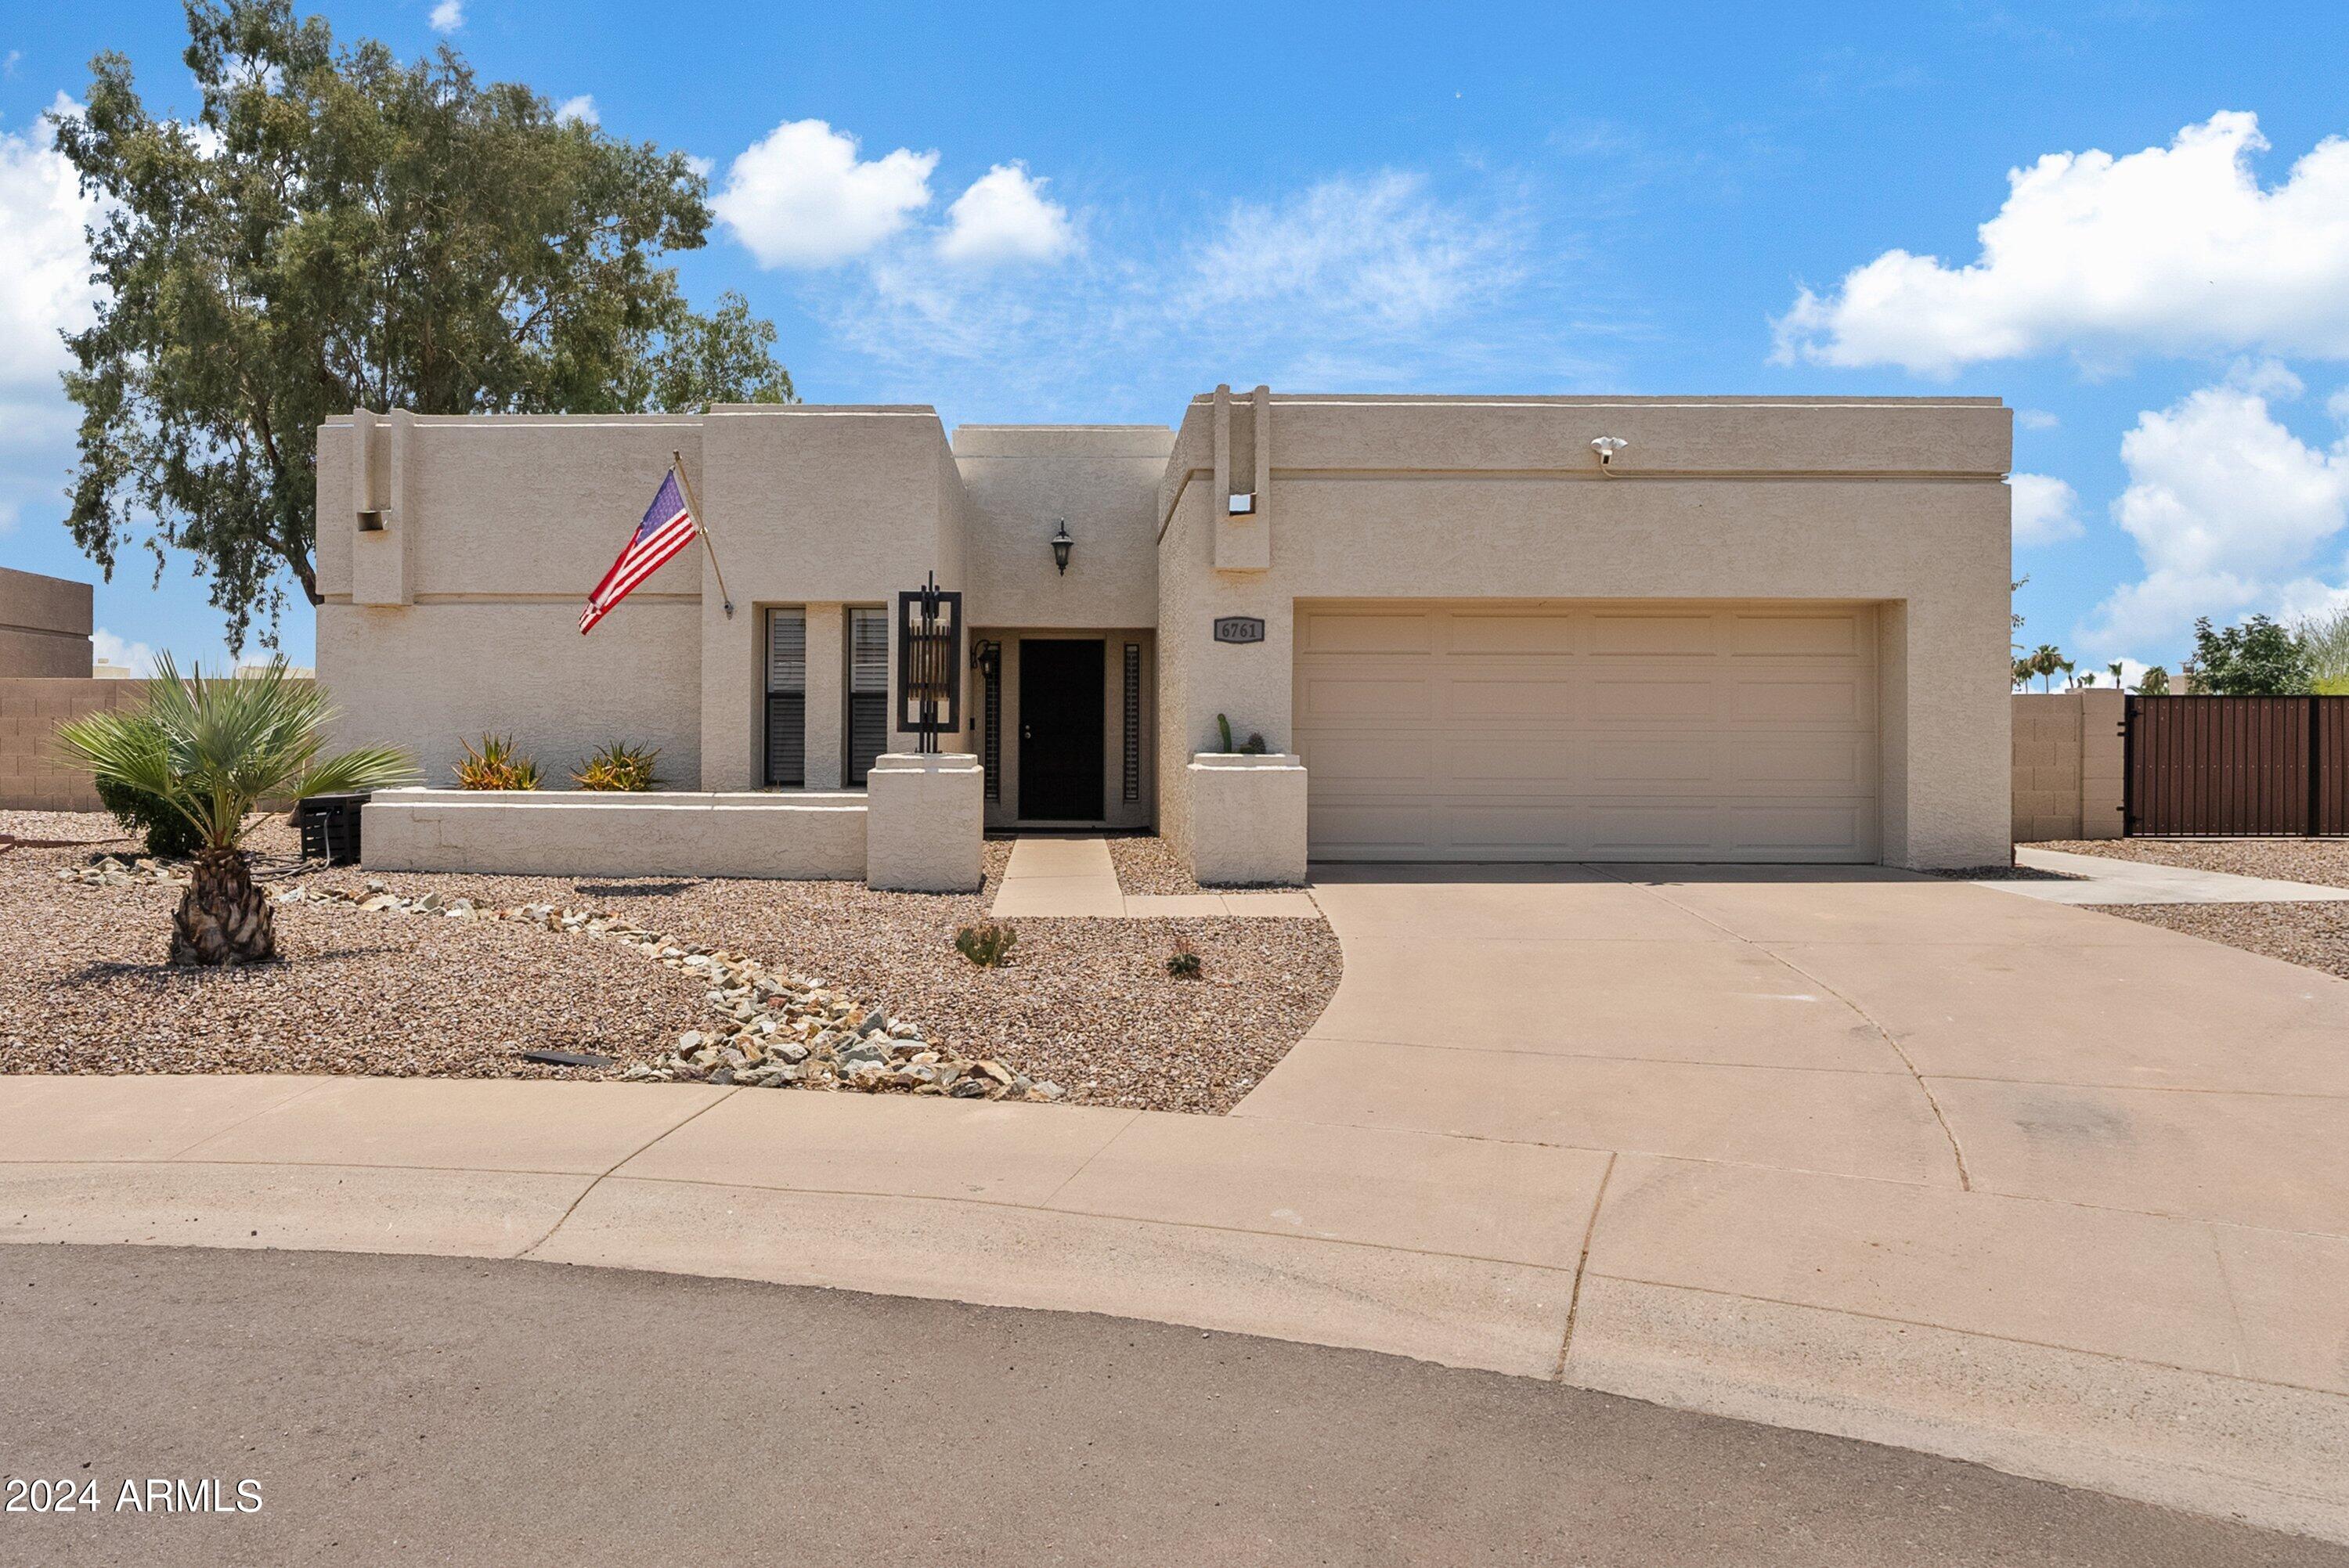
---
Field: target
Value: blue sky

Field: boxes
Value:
[2,1,2347,683]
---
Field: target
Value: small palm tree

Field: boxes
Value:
[55,657,417,965]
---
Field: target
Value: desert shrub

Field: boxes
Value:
[573,741,663,791]
[1165,935,1203,979]
[454,734,540,790]
[95,771,204,860]
[954,919,1017,968]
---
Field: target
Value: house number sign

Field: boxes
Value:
[1213,616,1266,644]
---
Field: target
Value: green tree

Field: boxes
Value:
[2137,665,2170,696]
[2190,615,2311,696]
[55,0,792,651]
[54,658,417,965]
[2027,643,2069,692]
[2296,607,2349,695]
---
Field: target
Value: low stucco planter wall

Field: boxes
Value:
[361,789,866,880]
[864,752,984,892]
[1186,753,1308,886]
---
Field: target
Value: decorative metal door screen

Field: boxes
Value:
[897,575,963,753]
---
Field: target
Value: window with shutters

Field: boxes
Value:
[848,607,889,784]
[765,608,806,788]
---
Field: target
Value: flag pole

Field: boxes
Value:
[670,449,734,618]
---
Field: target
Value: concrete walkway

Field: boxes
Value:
[990,835,1319,918]
[1983,844,2349,904]
[7,864,2349,1542]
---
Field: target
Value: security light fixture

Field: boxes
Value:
[1591,435,1629,473]
[1049,519,1074,575]
[1228,492,1257,515]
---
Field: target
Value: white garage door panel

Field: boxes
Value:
[1296,601,1880,863]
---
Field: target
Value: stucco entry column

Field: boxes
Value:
[804,604,846,789]
[866,752,983,892]
[1171,384,1309,886]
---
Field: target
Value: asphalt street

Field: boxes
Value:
[2,1245,2337,1567]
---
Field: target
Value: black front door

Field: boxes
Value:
[1018,639,1104,821]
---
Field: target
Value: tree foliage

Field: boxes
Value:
[2190,615,2310,696]
[55,0,793,651]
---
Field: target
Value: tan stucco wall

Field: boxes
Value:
[0,566,94,679]
[1156,394,2014,871]
[954,425,1171,629]
[696,406,965,790]
[317,414,706,788]
[363,788,865,878]
[2012,690,2125,842]
[316,392,2015,873]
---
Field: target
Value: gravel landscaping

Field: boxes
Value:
[1107,834,1203,896]
[2,811,1342,1114]
[2095,899,2349,983]
[2035,838,2349,889]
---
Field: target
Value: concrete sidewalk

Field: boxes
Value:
[1984,845,2349,904]
[990,835,1319,918]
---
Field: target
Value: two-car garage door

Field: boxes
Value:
[1294,601,1881,862]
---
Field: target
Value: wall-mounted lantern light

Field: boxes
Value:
[1049,519,1074,575]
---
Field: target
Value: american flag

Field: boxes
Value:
[579,469,698,635]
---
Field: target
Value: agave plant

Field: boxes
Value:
[54,657,417,966]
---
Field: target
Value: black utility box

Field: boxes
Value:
[294,792,370,866]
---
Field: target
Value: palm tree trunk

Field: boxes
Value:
[171,847,276,966]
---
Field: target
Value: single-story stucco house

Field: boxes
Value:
[316,389,2013,885]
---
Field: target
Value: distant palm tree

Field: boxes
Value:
[2030,643,2067,692]
[55,658,416,965]
[2108,661,2124,686]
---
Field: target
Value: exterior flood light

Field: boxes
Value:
[1590,435,1629,472]
[1049,520,1074,575]
[1228,492,1257,515]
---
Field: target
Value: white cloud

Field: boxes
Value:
[0,96,100,531]
[92,628,157,676]
[937,163,1073,265]
[429,0,464,34]
[2008,472,2082,546]
[822,165,1541,404]
[553,96,597,128]
[2017,408,2060,430]
[1179,171,1518,332]
[0,96,99,391]
[2083,366,2349,654]
[1776,113,2349,374]
[712,119,936,269]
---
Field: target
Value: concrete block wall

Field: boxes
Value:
[0,566,95,679]
[0,679,150,811]
[2012,690,2124,842]
[0,678,319,813]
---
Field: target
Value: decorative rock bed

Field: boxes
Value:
[56,856,1062,1103]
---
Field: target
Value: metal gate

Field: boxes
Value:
[2125,695,2349,837]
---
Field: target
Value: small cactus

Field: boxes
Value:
[955,919,1017,968]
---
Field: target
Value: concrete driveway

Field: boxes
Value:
[1242,861,2349,1224]
[1230,860,2349,1541]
